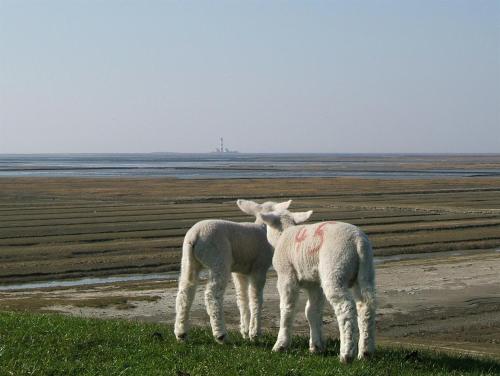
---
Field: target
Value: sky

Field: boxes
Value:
[0,0,499,154]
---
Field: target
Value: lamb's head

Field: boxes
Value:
[236,199,292,224]
[259,210,313,247]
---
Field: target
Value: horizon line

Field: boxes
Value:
[1,152,500,156]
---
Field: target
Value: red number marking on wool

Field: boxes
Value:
[308,221,336,254]
[295,228,308,244]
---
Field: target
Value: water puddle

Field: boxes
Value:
[0,249,497,291]
[0,272,179,291]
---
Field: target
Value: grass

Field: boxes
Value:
[0,312,499,375]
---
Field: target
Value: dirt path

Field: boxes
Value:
[1,252,499,358]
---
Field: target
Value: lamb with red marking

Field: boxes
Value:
[252,209,376,363]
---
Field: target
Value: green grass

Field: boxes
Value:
[0,312,498,375]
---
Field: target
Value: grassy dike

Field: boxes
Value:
[0,312,498,376]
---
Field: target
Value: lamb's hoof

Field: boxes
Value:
[340,354,355,364]
[241,331,249,340]
[249,334,260,342]
[176,333,187,342]
[272,344,287,352]
[309,344,325,354]
[215,334,227,344]
[358,351,374,360]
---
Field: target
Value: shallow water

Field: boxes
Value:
[1,153,499,179]
[0,272,178,291]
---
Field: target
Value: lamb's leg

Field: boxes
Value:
[352,283,376,359]
[272,274,299,352]
[305,285,325,353]
[232,273,250,339]
[205,266,230,344]
[323,281,359,363]
[248,272,266,340]
[174,257,200,341]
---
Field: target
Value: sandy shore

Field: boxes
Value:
[2,251,498,359]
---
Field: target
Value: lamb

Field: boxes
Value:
[174,199,292,344]
[255,209,376,363]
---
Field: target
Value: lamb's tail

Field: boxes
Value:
[356,235,376,306]
[180,229,199,280]
[355,234,377,356]
[174,229,200,339]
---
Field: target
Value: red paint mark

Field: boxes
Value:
[295,227,308,243]
[314,222,328,237]
[293,221,337,254]
[308,221,336,254]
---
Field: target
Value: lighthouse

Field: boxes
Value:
[213,137,239,154]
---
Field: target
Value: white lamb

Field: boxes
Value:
[174,199,292,344]
[255,209,376,363]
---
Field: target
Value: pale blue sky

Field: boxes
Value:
[0,0,499,153]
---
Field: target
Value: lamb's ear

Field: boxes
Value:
[236,199,262,215]
[273,199,292,212]
[292,210,313,224]
[259,212,281,228]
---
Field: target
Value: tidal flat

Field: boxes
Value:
[0,176,499,357]
[0,176,499,283]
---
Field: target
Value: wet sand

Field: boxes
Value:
[2,251,498,358]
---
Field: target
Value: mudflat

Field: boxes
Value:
[0,176,499,283]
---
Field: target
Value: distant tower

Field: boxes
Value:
[212,137,238,153]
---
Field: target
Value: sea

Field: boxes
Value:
[1,153,499,179]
